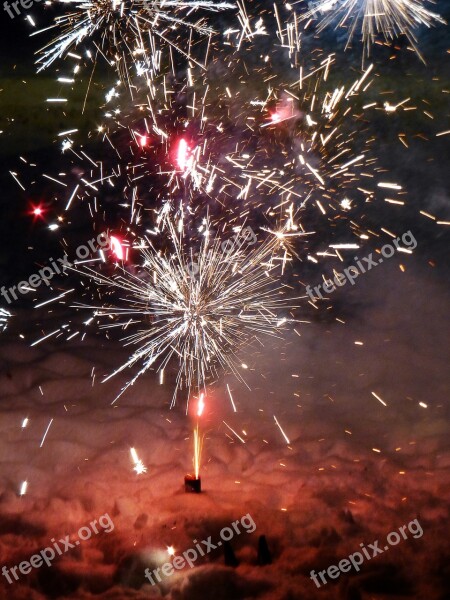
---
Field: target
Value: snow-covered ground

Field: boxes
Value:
[0,250,449,599]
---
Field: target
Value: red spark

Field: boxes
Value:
[28,203,46,220]
[138,135,148,148]
[270,112,281,123]
[197,392,205,417]
[176,138,190,171]
[110,235,126,261]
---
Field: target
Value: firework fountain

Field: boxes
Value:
[14,0,426,487]
[22,1,404,406]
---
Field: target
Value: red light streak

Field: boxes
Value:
[176,138,189,171]
[110,235,125,261]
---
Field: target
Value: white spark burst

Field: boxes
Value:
[34,0,236,74]
[302,0,445,61]
[74,221,295,406]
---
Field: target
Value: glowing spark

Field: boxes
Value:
[226,383,237,412]
[139,135,149,147]
[30,328,61,346]
[197,392,205,417]
[0,308,11,332]
[130,447,147,474]
[30,203,45,219]
[35,290,76,309]
[193,424,202,479]
[223,420,246,443]
[110,235,125,261]
[176,138,190,172]
[371,391,387,407]
[40,418,54,447]
[271,112,281,123]
[329,243,360,249]
[378,182,402,190]
[274,415,290,444]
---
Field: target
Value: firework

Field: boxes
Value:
[72,219,294,405]
[19,0,387,261]
[33,52,381,258]
[301,0,445,61]
[34,0,235,77]
[130,447,147,473]
[222,58,379,218]
[21,2,405,411]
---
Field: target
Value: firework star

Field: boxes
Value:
[74,224,295,407]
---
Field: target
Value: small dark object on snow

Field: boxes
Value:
[223,540,240,567]
[184,474,201,493]
[257,535,272,565]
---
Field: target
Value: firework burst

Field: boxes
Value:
[50,55,380,243]
[73,220,295,406]
[19,3,408,409]
[224,58,378,214]
[301,0,445,61]
[34,0,235,76]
